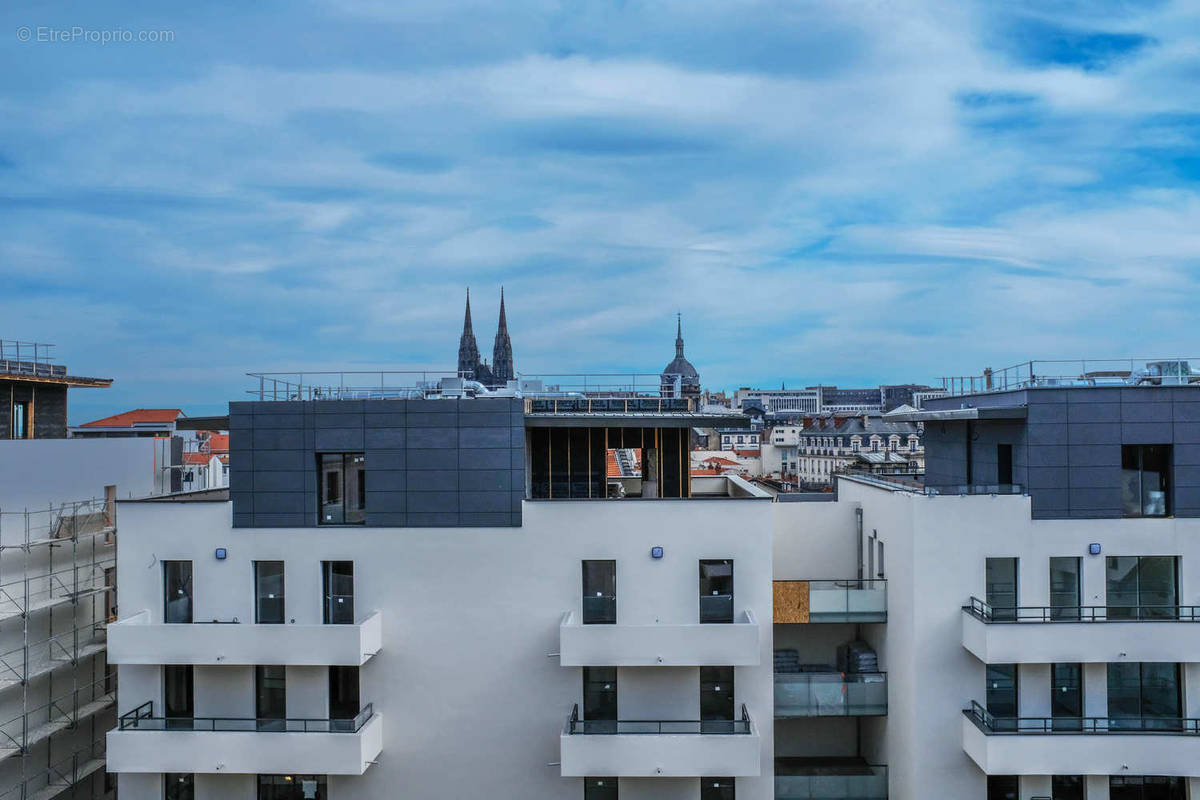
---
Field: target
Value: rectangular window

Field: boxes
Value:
[1050,557,1081,621]
[164,665,193,730]
[997,444,1013,486]
[582,667,617,733]
[1107,662,1181,730]
[319,453,366,524]
[699,560,734,623]
[1051,776,1084,800]
[1109,776,1185,800]
[164,773,194,800]
[700,666,734,733]
[987,775,1018,800]
[329,665,360,731]
[584,778,618,800]
[1107,556,1178,620]
[11,401,29,439]
[702,778,735,800]
[257,776,327,800]
[582,560,616,624]
[254,561,285,624]
[163,561,192,624]
[986,664,1018,732]
[322,561,354,624]
[985,558,1017,622]
[1051,663,1082,731]
[256,665,287,731]
[1122,444,1172,517]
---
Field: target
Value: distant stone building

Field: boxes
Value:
[457,288,515,389]
[660,314,700,400]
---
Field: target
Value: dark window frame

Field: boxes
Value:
[582,560,616,624]
[1122,444,1172,518]
[699,559,734,624]
[319,452,366,525]
[254,561,285,624]
[163,560,193,624]
[322,560,354,624]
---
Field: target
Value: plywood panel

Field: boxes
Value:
[774,580,810,623]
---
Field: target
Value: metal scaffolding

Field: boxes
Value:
[0,492,117,800]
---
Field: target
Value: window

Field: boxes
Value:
[997,444,1013,486]
[583,667,617,733]
[257,775,327,800]
[986,664,1018,732]
[585,777,618,800]
[1109,776,1185,800]
[329,666,360,731]
[163,561,193,624]
[164,665,193,730]
[1051,776,1084,800]
[987,775,1018,800]
[10,401,29,439]
[1051,663,1082,731]
[1107,556,1178,620]
[700,666,734,732]
[320,453,366,524]
[699,560,733,623]
[1050,557,1081,621]
[702,778,735,800]
[1107,662,1181,730]
[1122,445,1172,517]
[165,774,194,800]
[256,665,287,731]
[582,560,616,624]
[255,561,285,624]
[985,558,1018,622]
[322,561,354,624]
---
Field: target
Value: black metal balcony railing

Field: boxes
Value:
[964,597,1200,623]
[117,701,375,733]
[924,484,1024,496]
[966,701,1200,734]
[566,704,752,735]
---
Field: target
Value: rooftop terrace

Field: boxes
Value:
[939,358,1200,396]
[0,339,111,388]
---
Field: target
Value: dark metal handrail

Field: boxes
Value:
[566,703,752,735]
[966,700,1200,734]
[964,597,1200,623]
[117,701,374,733]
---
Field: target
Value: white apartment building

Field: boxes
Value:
[105,366,1200,800]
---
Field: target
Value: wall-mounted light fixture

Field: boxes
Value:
[215,548,227,560]
[650,546,664,559]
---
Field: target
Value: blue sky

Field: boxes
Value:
[3,1,1200,421]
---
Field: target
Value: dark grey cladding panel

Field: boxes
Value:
[1027,467,1069,489]
[407,427,456,448]
[459,427,511,448]
[253,428,305,450]
[1176,445,1200,466]
[1123,401,1173,422]
[461,449,511,471]
[252,513,308,527]
[1175,488,1200,516]
[511,449,526,470]
[369,512,407,526]
[408,512,460,527]
[1121,387,1176,403]
[254,450,310,471]
[1067,445,1120,467]
[313,400,364,414]
[408,412,458,428]
[1175,423,1200,442]
[1027,424,1069,446]
[453,410,511,427]
[1067,488,1121,514]
[1121,422,1174,443]
[252,414,306,430]
[459,470,512,492]
[365,428,407,449]
[316,428,365,451]
[408,492,460,512]
[1174,403,1200,422]
[460,491,509,513]
[1031,489,1069,519]
[1066,403,1120,424]
[461,512,513,527]
[364,414,406,429]
[253,472,306,492]
[407,470,459,491]
[253,492,308,514]
[1067,424,1122,446]
[1026,390,1067,404]
[1068,466,1121,489]
[511,491,525,514]
[407,448,459,470]
[368,470,406,492]
[315,413,360,429]
[1027,446,1069,467]
[1174,466,1200,487]
[1027,404,1068,424]
[369,451,407,471]
[1065,388,1123,403]
[365,491,406,513]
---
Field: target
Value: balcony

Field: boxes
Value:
[559,610,760,667]
[962,701,1200,777]
[107,609,382,666]
[962,599,1200,663]
[106,702,382,775]
[774,672,887,718]
[775,759,887,800]
[559,704,761,778]
[774,580,886,624]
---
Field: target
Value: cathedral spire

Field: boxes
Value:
[492,286,514,385]
[675,312,685,359]
[457,288,482,379]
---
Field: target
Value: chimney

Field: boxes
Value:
[984,367,994,390]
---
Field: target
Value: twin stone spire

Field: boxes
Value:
[457,288,514,389]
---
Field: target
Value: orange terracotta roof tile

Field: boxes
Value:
[80,408,182,427]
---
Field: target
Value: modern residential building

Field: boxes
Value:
[103,355,1200,800]
[2,340,112,440]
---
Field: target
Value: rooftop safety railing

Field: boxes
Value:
[939,358,1200,396]
[838,471,1024,497]
[964,597,1200,623]
[966,700,1200,734]
[774,672,887,717]
[0,340,64,380]
[247,371,464,401]
[566,703,752,735]
[117,701,375,733]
